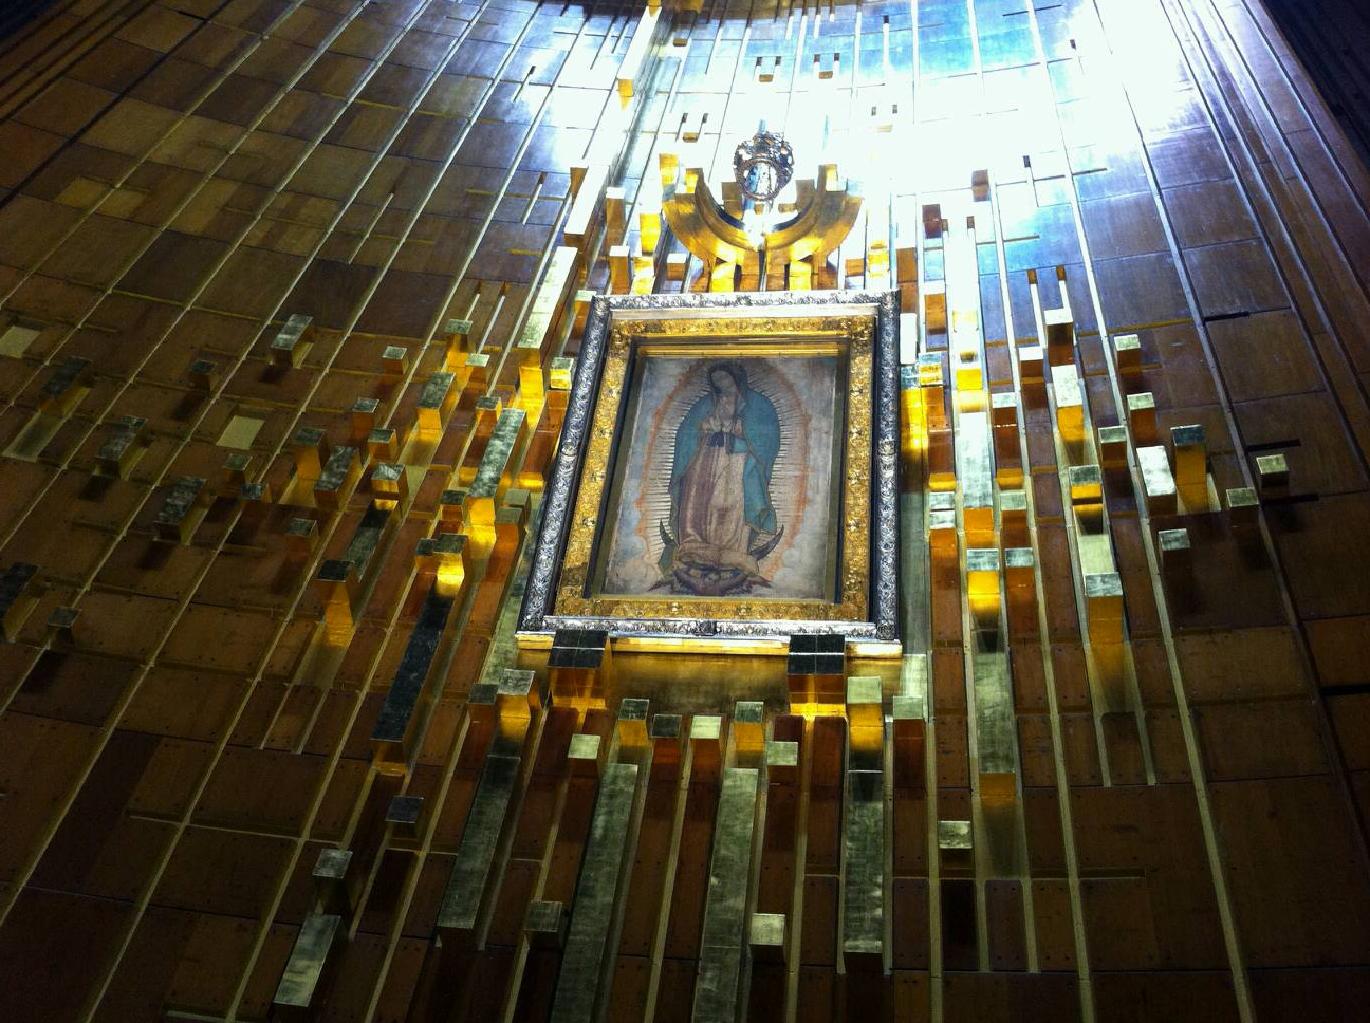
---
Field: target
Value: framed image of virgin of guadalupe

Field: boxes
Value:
[518,291,900,652]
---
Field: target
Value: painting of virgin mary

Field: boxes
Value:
[596,348,841,603]
[656,361,783,595]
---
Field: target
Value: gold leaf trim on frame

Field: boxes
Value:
[554,312,876,623]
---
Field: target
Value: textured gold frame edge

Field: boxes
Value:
[516,290,901,650]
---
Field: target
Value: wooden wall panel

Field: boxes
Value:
[0,1,1367,1020]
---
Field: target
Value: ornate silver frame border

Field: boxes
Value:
[517,289,900,647]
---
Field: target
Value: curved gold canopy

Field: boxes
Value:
[662,163,862,269]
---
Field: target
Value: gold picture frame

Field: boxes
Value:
[518,291,900,651]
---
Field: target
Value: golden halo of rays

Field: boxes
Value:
[630,356,816,589]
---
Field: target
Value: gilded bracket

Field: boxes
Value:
[661,161,862,273]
